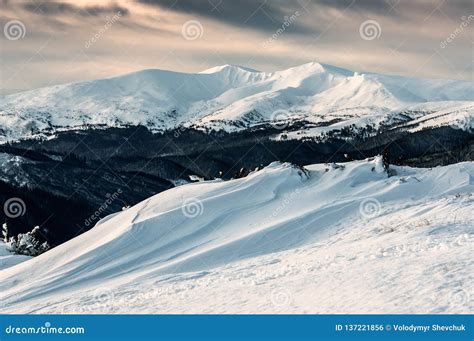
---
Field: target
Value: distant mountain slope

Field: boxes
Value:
[0,159,472,313]
[1,62,472,142]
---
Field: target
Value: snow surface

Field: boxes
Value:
[1,62,472,142]
[0,242,30,271]
[0,159,472,313]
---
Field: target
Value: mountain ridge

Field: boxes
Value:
[1,62,472,143]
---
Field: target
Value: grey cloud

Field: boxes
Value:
[314,0,473,19]
[135,0,473,35]
[22,1,129,17]
[0,0,471,95]
[137,0,314,33]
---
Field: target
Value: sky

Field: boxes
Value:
[0,0,472,95]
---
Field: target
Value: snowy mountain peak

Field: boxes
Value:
[199,64,260,74]
[0,62,472,142]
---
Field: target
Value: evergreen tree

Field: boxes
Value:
[2,222,8,243]
[6,226,50,257]
[382,149,390,171]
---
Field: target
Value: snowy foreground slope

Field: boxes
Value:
[0,242,30,271]
[0,159,473,313]
[1,62,473,142]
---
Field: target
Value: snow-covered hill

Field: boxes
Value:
[0,159,472,313]
[0,242,30,271]
[1,62,472,142]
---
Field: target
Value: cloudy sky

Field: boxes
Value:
[0,0,472,95]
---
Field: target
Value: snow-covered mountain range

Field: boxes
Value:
[1,62,472,142]
[1,158,472,313]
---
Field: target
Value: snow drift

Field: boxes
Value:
[0,242,30,271]
[1,62,473,142]
[0,159,472,313]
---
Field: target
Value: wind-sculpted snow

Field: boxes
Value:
[0,242,30,271]
[1,62,472,142]
[0,159,472,313]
